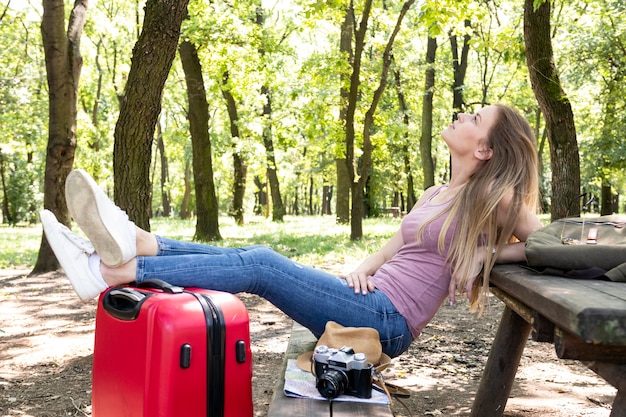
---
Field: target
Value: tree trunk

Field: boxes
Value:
[156,124,171,217]
[34,0,88,274]
[0,151,11,224]
[336,5,354,224]
[450,20,471,114]
[600,184,613,215]
[221,70,247,226]
[255,7,285,222]
[344,0,371,239]
[420,36,437,190]
[113,0,189,231]
[179,40,221,241]
[524,0,580,220]
[350,0,415,239]
[393,66,416,210]
[535,109,550,213]
[179,160,192,219]
[253,176,267,215]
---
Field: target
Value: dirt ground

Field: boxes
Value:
[0,269,618,417]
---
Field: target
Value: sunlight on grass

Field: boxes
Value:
[152,215,400,273]
[0,213,553,273]
[0,224,42,269]
[2,216,401,272]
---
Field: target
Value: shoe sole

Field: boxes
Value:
[65,170,124,267]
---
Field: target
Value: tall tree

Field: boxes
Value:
[256,6,285,222]
[344,0,371,238]
[420,35,437,190]
[349,0,416,239]
[393,65,417,210]
[450,20,471,114]
[113,0,190,230]
[221,70,247,226]
[524,0,580,220]
[179,39,222,241]
[34,0,88,273]
[154,121,171,217]
[336,3,354,225]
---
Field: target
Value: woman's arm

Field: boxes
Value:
[495,197,544,263]
[341,186,442,295]
[341,229,404,295]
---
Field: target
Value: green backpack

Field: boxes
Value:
[524,215,626,282]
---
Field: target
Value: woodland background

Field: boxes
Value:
[0,0,625,272]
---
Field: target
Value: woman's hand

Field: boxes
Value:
[340,271,375,295]
[448,246,485,305]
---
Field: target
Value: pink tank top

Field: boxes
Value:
[370,185,455,339]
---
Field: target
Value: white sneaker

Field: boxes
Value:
[65,169,136,267]
[40,210,108,302]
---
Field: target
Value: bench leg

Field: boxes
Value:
[610,390,626,417]
[470,306,531,417]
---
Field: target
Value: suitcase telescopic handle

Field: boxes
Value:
[136,279,184,293]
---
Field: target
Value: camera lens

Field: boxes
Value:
[316,369,348,399]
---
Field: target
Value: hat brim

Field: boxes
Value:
[296,351,391,373]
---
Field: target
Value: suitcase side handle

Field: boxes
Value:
[136,279,184,293]
[102,288,152,321]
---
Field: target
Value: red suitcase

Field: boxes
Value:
[92,280,253,417]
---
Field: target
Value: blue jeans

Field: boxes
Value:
[134,236,413,358]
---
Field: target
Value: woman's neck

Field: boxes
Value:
[431,181,466,204]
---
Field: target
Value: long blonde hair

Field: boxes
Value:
[427,105,539,313]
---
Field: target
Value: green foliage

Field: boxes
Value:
[0,151,41,225]
[554,0,626,200]
[0,5,47,224]
[2,0,625,227]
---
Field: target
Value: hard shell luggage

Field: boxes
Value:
[92,279,253,417]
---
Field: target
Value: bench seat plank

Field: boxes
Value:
[267,323,328,416]
[268,322,393,417]
[332,401,396,416]
[491,264,626,345]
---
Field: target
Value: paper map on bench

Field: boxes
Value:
[283,359,390,404]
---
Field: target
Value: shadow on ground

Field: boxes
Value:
[0,270,617,417]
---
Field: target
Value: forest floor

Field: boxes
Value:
[0,268,618,417]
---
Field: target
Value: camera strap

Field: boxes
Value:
[372,369,412,415]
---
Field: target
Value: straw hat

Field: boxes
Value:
[296,321,391,373]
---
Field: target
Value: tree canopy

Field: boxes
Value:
[1,0,624,235]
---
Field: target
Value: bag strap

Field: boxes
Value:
[373,369,412,415]
[604,262,626,282]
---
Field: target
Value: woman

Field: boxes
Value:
[41,104,543,359]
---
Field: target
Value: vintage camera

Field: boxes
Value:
[312,345,373,399]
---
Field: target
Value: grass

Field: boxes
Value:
[0,215,401,272]
[0,223,43,269]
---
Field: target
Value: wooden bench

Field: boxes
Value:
[267,322,393,417]
[381,207,401,218]
[472,264,626,417]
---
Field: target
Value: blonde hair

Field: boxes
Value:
[424,105,539,313]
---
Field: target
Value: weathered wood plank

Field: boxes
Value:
[555,327,626,360]
[332,401,393,416]
[490,287,555,343]
[268,322,393,417]
[268,323,329,417]
[491,265,626,344]
[610,390,626,417]
[585,361,626,391]
[576,279,626,300]
[470,306,531,417]
[585,361,626,417]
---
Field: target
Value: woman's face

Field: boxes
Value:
[441,106,498,159]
